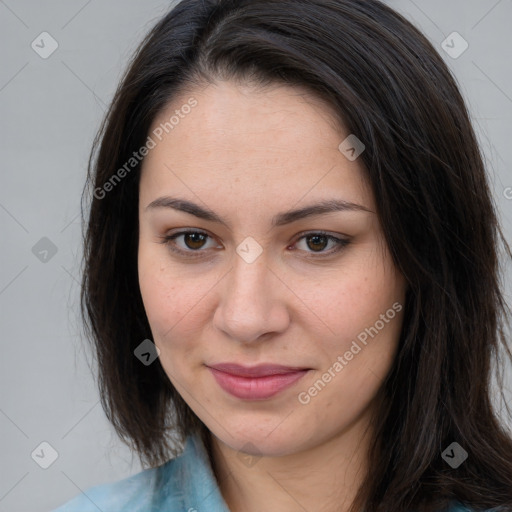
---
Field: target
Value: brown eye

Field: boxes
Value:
[182,232,208,250]
[305,234,329,252]
[159,230,219,258]
[293,231,350,257]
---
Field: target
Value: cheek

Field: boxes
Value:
[293,251,405,398]
[138,247,202,344]
[296,261,404,344]
[298,308,403,438]
[138,253,174,332]
[138,268,203,386]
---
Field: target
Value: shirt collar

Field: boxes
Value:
[156,431,231,511]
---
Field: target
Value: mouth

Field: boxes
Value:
[206,363,311,400]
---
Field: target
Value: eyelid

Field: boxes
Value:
[159,229,221,257]
[289,230,350,257]
[158,229,350,259]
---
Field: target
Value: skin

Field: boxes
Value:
[138,80,407,512]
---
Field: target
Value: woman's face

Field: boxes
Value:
[138,80,407,456]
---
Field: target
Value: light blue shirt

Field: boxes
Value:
[51,432,485,512]
[52,433,230,511]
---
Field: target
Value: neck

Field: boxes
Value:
[208,412,374,512]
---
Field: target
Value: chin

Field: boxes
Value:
[213,422,312,457]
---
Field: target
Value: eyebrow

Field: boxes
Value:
[145,196,373,228]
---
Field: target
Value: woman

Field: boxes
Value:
[52,0,512,511]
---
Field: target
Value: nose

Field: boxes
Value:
[212,250,291,344]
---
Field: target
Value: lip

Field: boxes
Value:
[207,363,310,400]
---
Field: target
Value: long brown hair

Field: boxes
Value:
[80,1,512,510]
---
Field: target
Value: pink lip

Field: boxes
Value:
[207,363,310,400]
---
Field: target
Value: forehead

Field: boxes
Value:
[140,80,372,212]
[150,80,344,153]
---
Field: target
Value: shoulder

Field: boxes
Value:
[50,462,161,511]
[53,440,191,512]
[51,433,230,511]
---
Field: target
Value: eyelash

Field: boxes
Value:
[158,230,350,259]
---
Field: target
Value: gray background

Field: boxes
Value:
[1,1,511,511]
